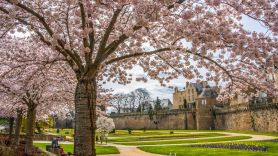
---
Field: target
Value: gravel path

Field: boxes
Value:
[100,145,162,156]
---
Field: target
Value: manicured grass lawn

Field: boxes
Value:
[33,143,119,155]
[45,129,278,138]
[138,141,278,156]
[109,133,226,142]
[45,128,74,137]
[166,130,278,137]
[224,130,278,137]
[115,136,251,146]
[103,130,177,137]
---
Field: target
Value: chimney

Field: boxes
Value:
[186,82,189,87]
[197,79,201,85]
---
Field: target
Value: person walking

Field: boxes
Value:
[96,135,99,144]
[100,132,104,144]
[104,131,108,144]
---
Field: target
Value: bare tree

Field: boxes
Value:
[110,93,128,113]
[134,88,151,113]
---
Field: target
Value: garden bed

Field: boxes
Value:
[190,143,268,152]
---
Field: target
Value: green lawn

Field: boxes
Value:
[33,143,119,155]
[115,136,251,146]
[44,129,278,138]
[109,133,226,142]
[139,141,278,156]
[223,130,278,137]
[36,129,278,155]
[45,128,74,137]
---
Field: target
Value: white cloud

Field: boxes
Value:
[103,66,182,102]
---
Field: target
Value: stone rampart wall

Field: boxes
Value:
[111,110,196,130]
[214,103,278,132]
[111,103,278,132]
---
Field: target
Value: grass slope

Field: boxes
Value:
[139,141,278,156]
[109,133,226,142]
[115,136,251,146]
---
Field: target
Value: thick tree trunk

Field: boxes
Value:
[8,117,14,145]
[74,78,97,156]
[25,107,36,154]
[14,109,23,146]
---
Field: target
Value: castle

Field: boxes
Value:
[111,62,278,132]
[173,81,219,110]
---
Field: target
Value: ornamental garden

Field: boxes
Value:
[0,0,278,156]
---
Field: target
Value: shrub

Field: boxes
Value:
[191,143,268,152]
[143,127,147,132]
[110,129,116,134]
[56,129,60,133]
[170,131,174,134]
[127,128,132,134]
[65,132,69,134]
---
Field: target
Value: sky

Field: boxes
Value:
[103,15,268,102]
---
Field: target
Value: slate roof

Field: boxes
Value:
[198,88,218,98]
[191,83,208,95]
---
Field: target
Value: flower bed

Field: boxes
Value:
[260,139,278,142]
[0,138,49,156]
[0,145,16,156]
[190,143,268,152]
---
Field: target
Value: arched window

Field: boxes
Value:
[202,99,206,106]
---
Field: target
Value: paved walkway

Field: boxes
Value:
[100,145,162,156]
[180,132,275,141]
[34,132,276,156]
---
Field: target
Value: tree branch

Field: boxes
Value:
[105,48,171,65]
[97,9,122,54]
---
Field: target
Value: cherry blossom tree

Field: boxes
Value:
[0,37,75,153]
[0,0,277,155]
[0,102,23,146]
[96,116,115,132]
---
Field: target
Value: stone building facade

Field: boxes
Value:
[173,81,218,109]
[272,64,278,103]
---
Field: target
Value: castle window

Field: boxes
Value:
[202,99,206,106]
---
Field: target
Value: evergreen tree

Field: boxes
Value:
[148,105,154,120]
[154,97,162,112]
[136,104,141,113]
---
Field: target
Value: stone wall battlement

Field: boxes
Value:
[215,103,278,114]
[111,103,278,132]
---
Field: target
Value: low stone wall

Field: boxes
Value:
[111,110,197,130]
[214,103,278,132]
